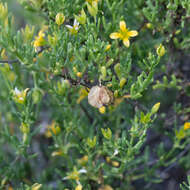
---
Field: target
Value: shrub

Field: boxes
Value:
[0,0,190,189]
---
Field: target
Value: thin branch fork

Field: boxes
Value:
[0,59,19,64]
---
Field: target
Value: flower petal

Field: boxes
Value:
[128,30,138,37]
[120,21,126,31]
[109,32,121,39]
[65,25,72,29]
[123,38,130,47]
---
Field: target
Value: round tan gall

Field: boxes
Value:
[88,86,114,108]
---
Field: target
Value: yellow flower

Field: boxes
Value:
[55,13,65,26]
[45,121,61,138]
[99,106,106,114]
[64,168,87,181]
[66,19,80,35]
[12,87,29,104]
[184,122,190,130]
[75,184,83,190]
[33,30,46,50]
[110,20,138,47]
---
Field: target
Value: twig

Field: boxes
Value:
[161,143,190,174]
[0,59,19,64]
[59,74,91,88]
[79,103,93,123]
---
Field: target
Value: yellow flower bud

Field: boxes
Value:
[156,44,166,57]
[146,23,153,29]
[45,121,61,138]
[106,156,111,163]
[77,72,82,78]
[151,102,160,114]
[184,122,190,130]
[105,44,111,51]
[55,13,65,26]
[99,106,106,114]
[119,78,126,88]
[111,161,120,167]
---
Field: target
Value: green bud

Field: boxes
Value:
[87,2,98,17]
[156,44,166,57]
[74,9,86,25]
[55,13,65,26]
[20,123,30,134]
[87,136,96,148]
[100,66,107,80]
[32,88,43,104]
[57,80,70,95]
[114,90,118,98]
[101,128,112,140]
[114,63,121,79]
[21,25,35,42]
[106,59,114,67]
[119,78,126,88]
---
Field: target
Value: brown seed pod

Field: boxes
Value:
[88,86,114,108]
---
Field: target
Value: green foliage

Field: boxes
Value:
[0,0,190,189]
